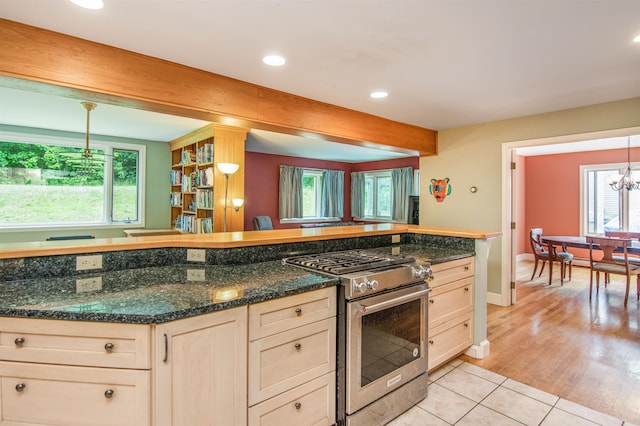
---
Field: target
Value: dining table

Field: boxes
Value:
[539,235,640,285]
[540,236,640,254]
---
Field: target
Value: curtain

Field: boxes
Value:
[350,171,365,219]
[320,170,344,218]
[391,167,414,221]
[279,165,304,219]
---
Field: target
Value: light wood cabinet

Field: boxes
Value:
[248,288,336,426]
[0,318,152,425]
[428,257,475,371]
[154,306,247,426]
[169,124,248,233]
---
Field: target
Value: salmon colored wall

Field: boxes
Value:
[523,146,640,258]
[516,154,527,254]
[243,152,419,230]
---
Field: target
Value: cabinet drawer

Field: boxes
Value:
[428,277,474,329]
[0,318,150,369]
[427,313,473,371]
[249,317,336,405]
[249,288,336,340]
[429,257,474,288]
[0,361,150,426]
[248,372,335,426]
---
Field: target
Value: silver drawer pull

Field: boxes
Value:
[14,337,25,347]
[15,383,26,392]
[464,265,470,271]
[429,299,434,304]
[104,389,114,399]
[464,323,469,328]
[464,287,469,292]
[295,307,302,316]
[428,340,434,344]
[104,342,115,352]
[294,402,302,410]
[294,343,302,350]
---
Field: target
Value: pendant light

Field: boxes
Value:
[609,137,639,191]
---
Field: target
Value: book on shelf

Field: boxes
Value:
[170,170,183,185]
[181,172,198,192]
[197,217,213,233]
[197,143,214,164]
[181,149,196,165]
[196,189,214,209]
[170,192,182,207]
[196,167,214,187]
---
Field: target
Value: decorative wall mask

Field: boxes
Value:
[430,178,451,202]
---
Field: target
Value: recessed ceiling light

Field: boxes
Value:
[70,0,104,9]
[263,55,286,66]
[634,34,640,43]
[370,91,388,99]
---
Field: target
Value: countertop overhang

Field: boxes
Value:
[0,224,501,259]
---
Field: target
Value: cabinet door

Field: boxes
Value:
[428,313,473,371]
[0,361,150,426]
[429,257,474,288]
[154,306,247,426]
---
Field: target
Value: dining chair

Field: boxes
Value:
[604,231,640,266]
[529,228,573,285]
[586,236,640,306]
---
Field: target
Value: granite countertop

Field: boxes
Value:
[0,261,337,324]
[0,244,473,325]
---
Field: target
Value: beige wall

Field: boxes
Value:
[420,97,640,300]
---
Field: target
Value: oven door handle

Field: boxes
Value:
[354,285,431,315]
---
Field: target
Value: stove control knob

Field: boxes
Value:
[354,281,366,293]
[365,279,379,291]
[412,265,433,281]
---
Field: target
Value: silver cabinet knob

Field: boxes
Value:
[104,342,115,352]
[14,337,25,347]
[15,383,26,392]
[294,402,302,409]
[104,389,114,399]
[464,287,470,292]
[429,299,434,304]
[428,340,434,344]
[294,343,302,350]
[295,307,302,316]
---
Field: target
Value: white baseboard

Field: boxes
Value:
[487,292,504,306]
[464,340,490,359]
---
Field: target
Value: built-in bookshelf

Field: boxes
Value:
[169,124,247,233]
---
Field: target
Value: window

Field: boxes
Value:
[302,169,323,218]
[582,163,640,234]
[0,132,145,229]
[363,171,392,220]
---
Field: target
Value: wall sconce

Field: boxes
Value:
[217,162,242,232]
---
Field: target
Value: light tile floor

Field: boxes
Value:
[388,358,637,426]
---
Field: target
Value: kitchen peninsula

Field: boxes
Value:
[0,224,499,425]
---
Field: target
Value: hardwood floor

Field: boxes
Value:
[460,260,640,424]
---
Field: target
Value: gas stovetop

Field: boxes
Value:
[283,249,432,299]
[282,249,416,275]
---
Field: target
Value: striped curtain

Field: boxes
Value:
[391,167,414,221]
[350,171,365,219]
[320,170,344,218]
[279,165,304,219]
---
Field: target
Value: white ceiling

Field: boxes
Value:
[1,0,639,160]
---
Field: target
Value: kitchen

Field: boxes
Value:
[1,2,640,425]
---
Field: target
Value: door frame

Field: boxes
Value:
[499,126,639,306]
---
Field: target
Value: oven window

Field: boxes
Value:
[360,299,421,386]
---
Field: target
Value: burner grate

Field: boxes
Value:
[285,250,415,275]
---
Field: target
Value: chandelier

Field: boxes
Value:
[609,137,639,191]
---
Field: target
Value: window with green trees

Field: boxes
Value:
[0,134,144,228]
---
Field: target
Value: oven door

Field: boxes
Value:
[346,283,430,414]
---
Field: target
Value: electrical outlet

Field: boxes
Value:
[187,249,206,262]
[76,276,103,293]
[391,234,400,244]
[76,254,103,271]
[392,246,401,256]
[187,269,206,281]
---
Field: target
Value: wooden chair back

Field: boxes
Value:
[529,228,546,256]
[586,236,633,270]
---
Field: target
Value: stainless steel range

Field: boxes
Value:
[283,249,433,426]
